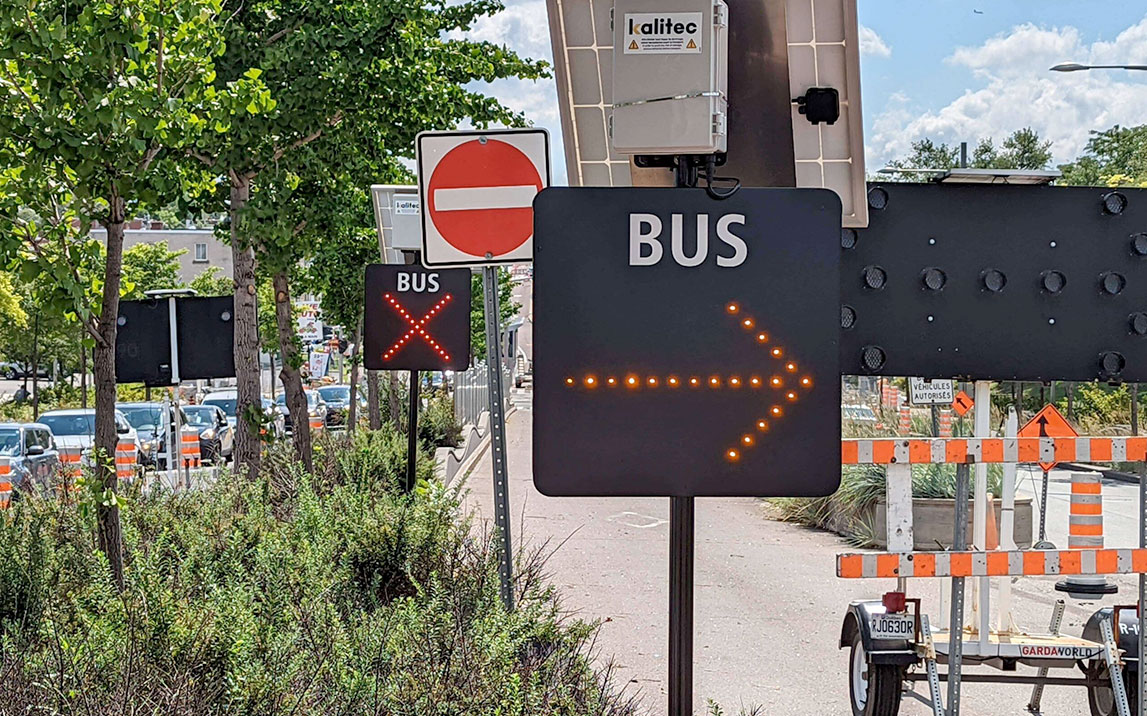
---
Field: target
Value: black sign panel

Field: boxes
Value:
[533,187,842,497]
[363,264,471,371]
[842,183,1147,382]
[116,299,172,385]
[116,296,235,385]
[175,297,236,380]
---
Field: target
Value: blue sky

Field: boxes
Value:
[463,2,1147,182]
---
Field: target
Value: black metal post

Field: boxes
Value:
[669,495,694,716]
[406,369,419,492]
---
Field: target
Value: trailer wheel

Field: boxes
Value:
[849,632,903,716]
[1087,659,1137,716]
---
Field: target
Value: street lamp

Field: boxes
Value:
[1050,62,1147,72]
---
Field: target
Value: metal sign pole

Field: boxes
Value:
[948,460,972,716]
[483,265,514,611]
[669,495,694,716]
[406,369,419,492]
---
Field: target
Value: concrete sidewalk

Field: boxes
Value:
[461,394,1122,714]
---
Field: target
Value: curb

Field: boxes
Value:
[438,406,517,489]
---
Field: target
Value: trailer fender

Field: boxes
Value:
[841,600,918,666]
[1083,606,1140,670]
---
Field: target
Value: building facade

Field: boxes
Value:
[92,225,231,284]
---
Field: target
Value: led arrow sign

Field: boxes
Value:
[533,187,842,498]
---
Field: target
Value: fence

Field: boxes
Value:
[454,361,512,429]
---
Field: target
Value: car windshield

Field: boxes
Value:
[120,406,163,429]
[276,392,319,407]
[0,429,19,456]
[319,387,349,403]
[183,407,216,427]
[205,398,237,417]
[41,413,95,436]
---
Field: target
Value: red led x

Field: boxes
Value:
[382,293,454,362]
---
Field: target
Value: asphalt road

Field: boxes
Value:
[463,392,1133,715]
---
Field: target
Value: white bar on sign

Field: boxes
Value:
[434,185,537,211]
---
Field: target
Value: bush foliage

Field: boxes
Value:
[0,428,637,716]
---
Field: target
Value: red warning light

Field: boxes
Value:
[382,293,455,363]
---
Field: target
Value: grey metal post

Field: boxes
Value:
[483,266,514,610]
[1133,458,1142,716]
[405,369,419,492]
[948,461,971,716]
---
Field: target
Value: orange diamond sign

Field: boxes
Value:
[952,390,974,417]
[1019,403,1077,472]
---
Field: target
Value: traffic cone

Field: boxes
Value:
[1056,471,1117,598]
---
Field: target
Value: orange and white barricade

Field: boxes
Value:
[309,415,324,432]
[56,446,83,497]
[115,441,138,481]
[180,431,201,470]
[898,406,911,434]
[0,458,11,508]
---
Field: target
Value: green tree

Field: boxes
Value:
[0,0,267,586]
[1059,124,1147,187]
[885,128,1052,180]
[185,0,547,471]
[188,265,232,296]
[120,241,185,299]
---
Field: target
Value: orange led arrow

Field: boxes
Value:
[564,301,815,461]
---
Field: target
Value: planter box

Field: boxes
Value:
[867,497,1033,551]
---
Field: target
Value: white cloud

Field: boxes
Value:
[867,16,1147,169]
[859,25,891,58]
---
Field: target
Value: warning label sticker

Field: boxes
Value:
[623,13,703,54]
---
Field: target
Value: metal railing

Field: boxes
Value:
[454,361,512,428]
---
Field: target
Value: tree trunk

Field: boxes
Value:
[94,193,126,591]
[347,318,363,437]
[230,176,261,479]
[367,370,381,430]
[272,270,312,470]
[387,371,401,428]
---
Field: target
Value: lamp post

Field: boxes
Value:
[1050,62,1147,72]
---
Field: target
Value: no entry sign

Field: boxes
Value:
[363,264,472,371]
[533,187,842,497]
[417,129,550,267]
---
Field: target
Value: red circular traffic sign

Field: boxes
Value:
[426,139,543,258]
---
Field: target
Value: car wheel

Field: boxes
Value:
[849,632,903,716]
[1088,659,1137,716]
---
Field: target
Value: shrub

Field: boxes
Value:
[419,391,462,448]
[0,427,638,716]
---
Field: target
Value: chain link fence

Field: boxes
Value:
[454,361,512,428]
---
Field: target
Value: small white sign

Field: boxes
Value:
[394,198,420,216]
[909,378,955,406]
[623,12,702,54]
[308,351,330,378]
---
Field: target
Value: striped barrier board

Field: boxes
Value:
[838,549,1147,579]
[0,458,10,508]
[841,436,1147,465]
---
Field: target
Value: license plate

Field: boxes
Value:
[869,613,915,640]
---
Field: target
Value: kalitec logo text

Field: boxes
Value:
[628,16,698,36]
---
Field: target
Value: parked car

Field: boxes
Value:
[182,404,234,463]
[38,409,138,459]
[0,361,50,380]
[0,422,59,495]
[316,385,366,428]
[275,390,327,434]
[202,390,285,438]
[118,402,193,468]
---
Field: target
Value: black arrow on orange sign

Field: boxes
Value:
[1036,415,1049,438]
[563,301,816,462]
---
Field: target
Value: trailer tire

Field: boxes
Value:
[849,632,903,716]
[1087,659,1137,716]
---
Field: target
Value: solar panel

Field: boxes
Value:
[545,0,868,226]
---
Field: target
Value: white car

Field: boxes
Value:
[38,408,139,457]
[202,390,285,437]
